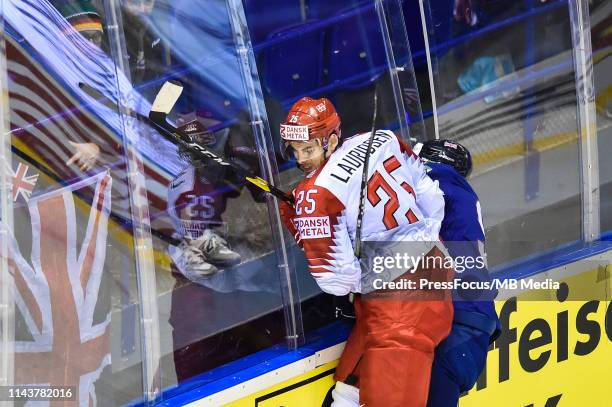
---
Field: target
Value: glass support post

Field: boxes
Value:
[418,0,439,139]
[0,0,15,396]
[103,0,162,402]
[226,0,304,349]
[376,0,412,143]
[569,0,600,242]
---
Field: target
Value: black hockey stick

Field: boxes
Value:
[79,81,293,204]
[354,85,379,259]
[146,81,294,205]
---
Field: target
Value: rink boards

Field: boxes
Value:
[159,243,612,407]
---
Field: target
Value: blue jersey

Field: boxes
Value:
[425,163,498,324]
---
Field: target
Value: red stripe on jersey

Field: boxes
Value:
[394,134,418,159]
[307,257,333,267]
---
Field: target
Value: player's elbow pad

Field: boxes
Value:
[312,272,358,296]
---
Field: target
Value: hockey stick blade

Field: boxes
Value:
[151,80,184,115]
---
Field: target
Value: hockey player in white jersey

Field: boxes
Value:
[278,97,453,406]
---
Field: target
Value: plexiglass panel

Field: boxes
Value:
[2,0,606,405]
[113,0,298,399]
[251,0,423,140]
[421,0,584,266]
[1,0,144,404]
[589,0,612,235]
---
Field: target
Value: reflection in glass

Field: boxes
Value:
[3,0,139,403]
[116,0,292,398]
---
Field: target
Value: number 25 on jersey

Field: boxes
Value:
[295,189,317,215]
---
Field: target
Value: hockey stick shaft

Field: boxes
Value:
[81,82,247,170]
[354,85,379,258]
[148,111,293,204]
[79,81,293,204]
[149,82,294,204]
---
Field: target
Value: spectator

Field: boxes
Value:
[59,0,104,48]
[58,0,106,171]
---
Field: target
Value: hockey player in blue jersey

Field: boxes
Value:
[414,139,501,407]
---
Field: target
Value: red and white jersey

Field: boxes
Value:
[290,130,445,295]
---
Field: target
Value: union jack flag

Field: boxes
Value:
[6,171,112,406]
[10,162,39,202]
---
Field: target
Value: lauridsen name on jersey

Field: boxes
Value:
[330,131,394,183]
